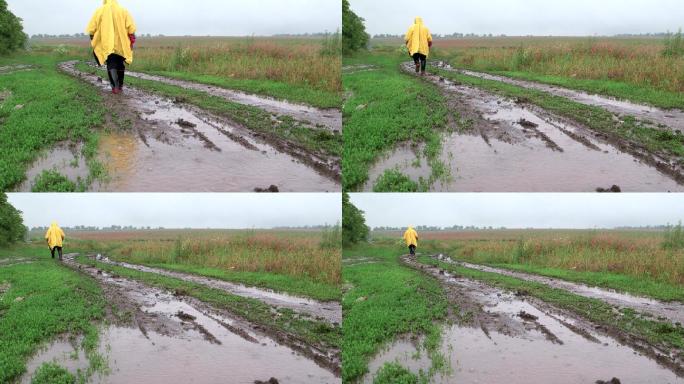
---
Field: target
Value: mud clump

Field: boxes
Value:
[596,378,621,384]
[175,118,197,128]
[254,185,279,193]
[518,310,539,321]
[517,118,539,128]
[176,311,196,322]
[254,378,279,384]
[596,185,622,193]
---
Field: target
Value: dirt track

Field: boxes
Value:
[365,62,684,192]
[360,254,684,383]
[52,61,340,192]
[21,253,341,382]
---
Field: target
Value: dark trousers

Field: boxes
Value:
[412,53,427,72]
[51,246,63,260]
[409,245,416,255]
[106,54,126,89]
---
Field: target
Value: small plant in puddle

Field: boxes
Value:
[31,363,75,384]
[373,169,421,192]
[31,170,78,192]
[372,362,425,384]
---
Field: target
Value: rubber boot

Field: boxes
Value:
[108,69,120,94]
[415,62,420,73]
[117,69,125,93]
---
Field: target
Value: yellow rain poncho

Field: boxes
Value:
[403,227,418,247]
[86,0,137,65]
[45,222,65,250]
[405,17,433,57]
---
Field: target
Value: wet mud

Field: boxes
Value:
[36,254,341,382]
[0,64,35,75]
[367,63,684,192]
[445,65,684,132]
[119,68,341,132]
[370,254,684,383]
[15,142,95,192]
[437,256,684,325]
[93,256,341,325]
[60,61,340,192]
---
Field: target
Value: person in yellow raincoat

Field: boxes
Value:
[403,226,419,255]
[405,17,433,75]
[45,222,65,261]
[87,0,137,94]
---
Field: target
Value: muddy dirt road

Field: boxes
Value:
[95,257,341,325]
[439,64,684,132]
[436,256,684,325]
[364,63,684,192]
[362,254,684,383]
[18,254,340,383]
[53,61,339,192]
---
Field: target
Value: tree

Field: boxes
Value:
[342,0,369,54]
[342,192,369,245]
[0,193,27,246]
[0,0,27,55]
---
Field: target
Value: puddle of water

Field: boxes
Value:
[102,258,342,324]
[369,69,684,192]
[364,143,432,191]
[61,61,339,192]
[123,69,341,132]
[455,260,684,325]
[16,142,96,192]
[455,68,684,132]
[363,338,432,384]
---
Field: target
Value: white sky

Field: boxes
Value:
[7,193,341,228]
[350,193,684,229]
[7,0,341,36]
[349,0,684,36]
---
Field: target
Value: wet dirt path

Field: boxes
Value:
[94,256,341,325]
[438,64,684,132]
[59,61,339,192]
[366,254,684,384]
[25,254,340,383]
[365,63,684,192]
[434,255,684,325]
[121,68,341,132]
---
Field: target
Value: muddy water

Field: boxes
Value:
[0,64,35,75]
[368,65,684,192]
[15,142,97,192]
[97,257,341,324]
[60,61,339,192]
[34,254,340,383]
[364,255,684,383]
[444,257,684,325]
[121,69,341,132]
[448,66,684,132]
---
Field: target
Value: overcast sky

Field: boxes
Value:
[7,193,340,228]
[350,194,684,229]
[7,0,340,36]
[349,0,684,36]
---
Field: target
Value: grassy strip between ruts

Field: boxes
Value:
[343,243,448,383]
[74,62,342,158]
[0,244,106,383]
[431,66,684,159]
[110,261,340,302]
[342,52,449,191]
[487,70,684,111]
[0,53,106,191]
[137,69,341,109]
[417,255,684,353]
[75,255,340,350]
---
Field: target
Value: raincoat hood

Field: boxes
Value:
[87,0,136,65]
[405,17,432,57]
[414,17,423,25]
[45,222,65,250]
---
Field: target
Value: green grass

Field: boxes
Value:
[489,70,684,110]
[0,244,105,383]
[342,242,448,383]
[113,261,340,302]
[478,262,684,303]
[373,169,423,192]
[31,170,81,192]
[136,70,341,109]
[342,52,449,191]
[0,53,106,191]
[77,256,340,350]
[372,362,424,384]
[419,255,684,351]
[30,363,76,384]
[432,66,684,159]
[76,62,342,158]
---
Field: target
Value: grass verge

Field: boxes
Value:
[342,242,448,382]
[342,52,448,191]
